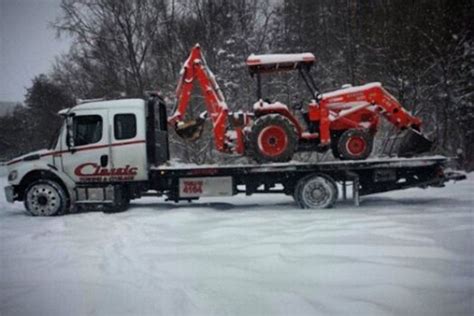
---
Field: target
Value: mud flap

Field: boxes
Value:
[397,128,433,157]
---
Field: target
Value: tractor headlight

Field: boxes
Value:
[8,170,18,181]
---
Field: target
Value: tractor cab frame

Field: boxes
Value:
[246,53,320,103]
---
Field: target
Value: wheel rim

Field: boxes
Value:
[26,184,61,216]
[257,125,288,157]
[346,135,367,156]
[301,180,331,208]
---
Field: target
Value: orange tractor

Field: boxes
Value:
[168,44,432,162]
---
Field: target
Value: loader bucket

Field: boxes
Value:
[175,117,205,141]
[397,128,433,157]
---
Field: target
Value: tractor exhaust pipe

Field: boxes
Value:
[397,128,433,157]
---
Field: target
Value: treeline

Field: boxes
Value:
[1,0,473,169]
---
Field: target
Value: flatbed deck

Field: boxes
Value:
[148,156,463,207]
[153,156,447,174]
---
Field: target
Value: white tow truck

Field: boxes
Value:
[3,95,465,216]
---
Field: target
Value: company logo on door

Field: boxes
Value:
[74,162,138,182]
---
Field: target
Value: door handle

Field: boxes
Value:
[100,155,108,167]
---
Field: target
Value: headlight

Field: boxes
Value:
[8,170,18,181]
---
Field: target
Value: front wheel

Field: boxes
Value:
[337,129,373,160]
[24,179,69,216]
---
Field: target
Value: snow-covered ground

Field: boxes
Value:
[1,175,473,316]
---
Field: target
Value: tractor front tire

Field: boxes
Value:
[331,133,341,159]
[337,129,373,160]
[247,114,298,163]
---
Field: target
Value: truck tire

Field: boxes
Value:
[294,175,338,209]
[337,129,373,160]
[247,114,298,163]
[24,179,69,216]
[294,174,339,204]
[103,187,130,214]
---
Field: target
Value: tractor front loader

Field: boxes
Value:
[168,44,433,162]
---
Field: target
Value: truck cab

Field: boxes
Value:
[58,98,148,183]
[4,96,169,215]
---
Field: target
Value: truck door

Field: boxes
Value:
[108,108,147,181]
[60,110,111,183]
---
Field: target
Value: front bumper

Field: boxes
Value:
[4,186,16,203]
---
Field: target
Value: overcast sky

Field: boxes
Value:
[0,0,71,102]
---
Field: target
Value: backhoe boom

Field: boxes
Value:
[169,44,230,152]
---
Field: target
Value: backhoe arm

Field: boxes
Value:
[169,44,229,152]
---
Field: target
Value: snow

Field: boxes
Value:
[156,156,448,170]
[253,100,289,111]
[67,98,146,112]
[247,53,315,66]
[329,101,371,121]
[322,82,382,99]
[1,175,473,315]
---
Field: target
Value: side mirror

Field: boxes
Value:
[65,114,75,151]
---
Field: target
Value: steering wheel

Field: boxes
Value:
[292,99,304,111]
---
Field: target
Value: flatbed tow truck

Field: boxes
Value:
[3,96,466,216]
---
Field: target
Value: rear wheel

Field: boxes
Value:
[24,179,69,216]
[103,187,130,214]
[337,129,373,160]
[294,175,338,209]
[247,114,298,163]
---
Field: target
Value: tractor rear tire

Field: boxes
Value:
[337,129,373,160]
[247,114,298,163]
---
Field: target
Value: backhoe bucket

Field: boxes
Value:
[175,117,206,141]
[397,128,433,157]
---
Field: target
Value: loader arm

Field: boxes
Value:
[169,44,230,152]
[321,83,422,129]
[320,82,432,155]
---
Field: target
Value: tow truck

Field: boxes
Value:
[3,95,465,216]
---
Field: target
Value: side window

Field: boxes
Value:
[73,115,103,146]
[114,114,137,140]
